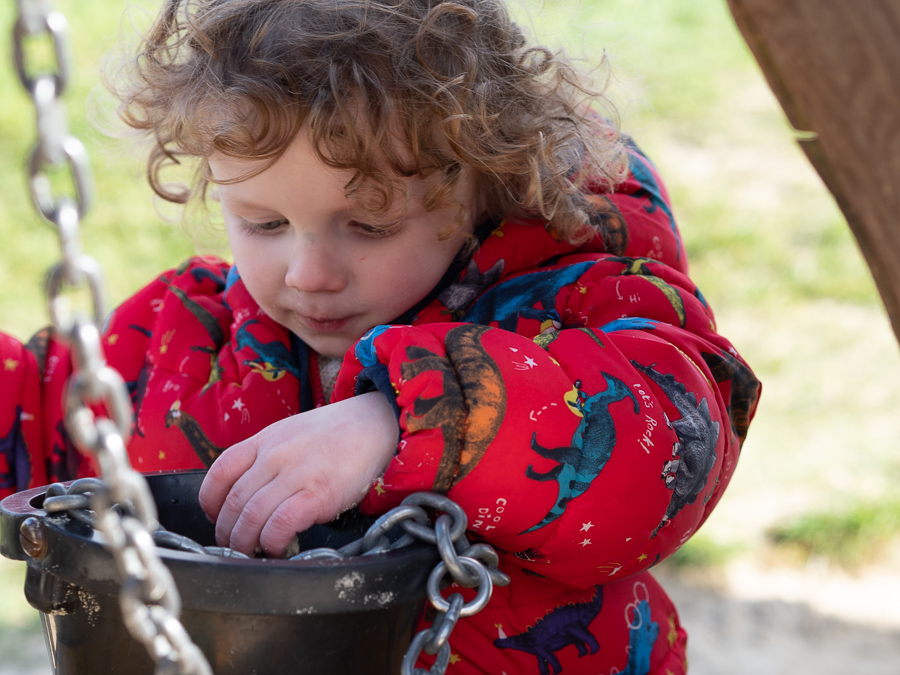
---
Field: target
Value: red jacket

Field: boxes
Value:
[0,144,759,674]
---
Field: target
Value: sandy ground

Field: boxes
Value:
[659,563,900,675]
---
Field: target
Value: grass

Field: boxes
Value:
[0,556,43,671]
[0,0,203,341]
[665,534,744,571]
[767,499,900,569]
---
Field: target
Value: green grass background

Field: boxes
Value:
[2,0,900,664]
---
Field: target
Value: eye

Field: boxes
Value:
[350,220,403,239]
[239,218,288,235]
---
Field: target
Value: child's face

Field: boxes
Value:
[210,129,477,358]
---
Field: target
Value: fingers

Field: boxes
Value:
[210,449,284,552]
[220,479,289,555]
[258,491,328,557]
[200,431,334,555]
[213,468,276,553]
[198,438,258,522]
[195,396,401,556]
[220,473,332,556]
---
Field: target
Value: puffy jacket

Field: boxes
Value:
[0,143,759,674]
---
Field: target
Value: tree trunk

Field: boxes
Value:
[727,0,900,344]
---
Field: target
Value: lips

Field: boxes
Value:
[297,313,352,333]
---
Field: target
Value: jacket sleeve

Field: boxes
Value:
[0,269,180,498]
[1,255,301,497]
[334,257,759,590]
[0,332,47,499]
[92,257,304,473]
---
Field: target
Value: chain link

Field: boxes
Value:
[12,1,211,673]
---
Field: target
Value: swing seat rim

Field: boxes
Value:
[1,470,441,616]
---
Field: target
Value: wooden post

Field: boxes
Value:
[727,0,900,345]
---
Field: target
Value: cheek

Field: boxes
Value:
[356,262,422,311]
[367,267,412,296]
[354,236,461,309]
[230,240,282,297]
[380,251,451,298]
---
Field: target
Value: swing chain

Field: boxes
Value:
[393,494,507,675]
[13,1,212,674]
[16,2,506,672]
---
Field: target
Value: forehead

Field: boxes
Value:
[206,109,478,225]
[208,129,321,182]
[209,145,354,216]
[209,132,423,223]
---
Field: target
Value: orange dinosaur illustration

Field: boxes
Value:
[400,324,506,492]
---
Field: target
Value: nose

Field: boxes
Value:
[284,234,348,294]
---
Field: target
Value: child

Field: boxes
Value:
[0,1,760,673]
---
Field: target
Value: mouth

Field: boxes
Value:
[296,313,353,333]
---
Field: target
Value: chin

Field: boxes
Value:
[307,337,354,360]
[316,348,350,360]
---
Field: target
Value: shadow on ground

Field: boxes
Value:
[661,571,900,675]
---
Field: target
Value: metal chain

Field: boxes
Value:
[16,3,509,673]
[46,483,511,675]
[12,2,211,673]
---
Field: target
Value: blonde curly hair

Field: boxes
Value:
[111,0,627,243]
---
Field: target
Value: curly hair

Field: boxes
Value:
[111,0,628,243]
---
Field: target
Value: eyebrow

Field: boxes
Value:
[217,188,418,223]
[216,193,279,214]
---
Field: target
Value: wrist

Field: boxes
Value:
[359,390,400,456]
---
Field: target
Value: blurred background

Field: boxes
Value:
[1,1,899,673]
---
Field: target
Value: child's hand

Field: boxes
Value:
[198,392,399,557]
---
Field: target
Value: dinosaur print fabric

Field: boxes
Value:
[0,145,759,674]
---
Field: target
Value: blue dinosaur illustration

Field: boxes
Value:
[521,373,639,534]
[494,586,604,675]
[189,266,227,291]
[224,264,241,291]
[222,265,243,310]
[625,143,681,262]
[461,261,596,332]
[631,361,720,537]
[0,407,26,491]
[601,317,660,334]
[618,598,659,675]
[694,286,709,310]
[235,320,301,381]
[128,324,153,339]
[355,324,394,367]
[50,420,79,483]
